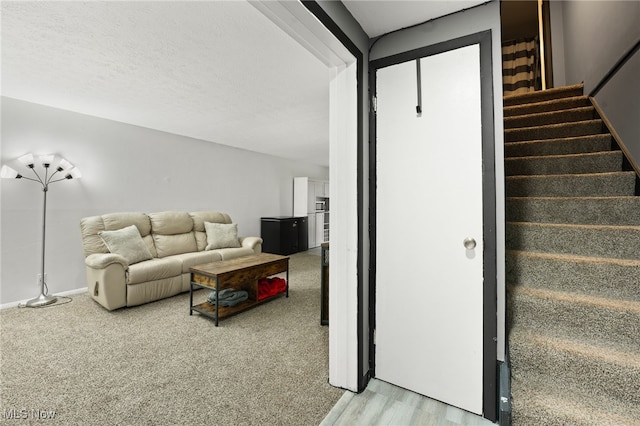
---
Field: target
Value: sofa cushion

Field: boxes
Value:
[98,225,153,265]
[204,222,241,250]
[103,212,152,234]
[80,212,155,257]
[190,211,232,251]
[80,215,108,257]
[149,211,197,258]
[149,211,193,234]
[127,257,183,285]
[153,234,198,258]
[171,251,223,273]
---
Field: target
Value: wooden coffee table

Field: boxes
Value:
[189,253,289,326]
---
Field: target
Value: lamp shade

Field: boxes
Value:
[57,158,73,171]
[39,154,55,167]
[65,167,82,179]
[18,153,35,167]
[0,165,22,179]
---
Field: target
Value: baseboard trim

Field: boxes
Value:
[0,287,87,310]
[498,360,512,426]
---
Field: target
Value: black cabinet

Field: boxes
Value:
[260,216,308,255]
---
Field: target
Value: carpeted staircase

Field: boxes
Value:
[504,84,640,425]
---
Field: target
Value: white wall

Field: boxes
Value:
[596,51,640,165]
[556,0,640,172]
[559,0,640,94]
[369,1,506,361]
[549,0,566,87]
[0,97,328,306]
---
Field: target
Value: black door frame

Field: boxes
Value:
[368,30,498,422]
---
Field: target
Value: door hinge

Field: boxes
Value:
[371,96,377,113]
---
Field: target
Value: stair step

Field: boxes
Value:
[506,196,640,225]
[503,95,591,117]
[506,250,640,301]
[504,106,597,129]
[503,84,584,107]
[506,221,640,259]
[506,171,635,197]
[505,119,606,142]
[508,285,640,351]
[505,151,622,176]
[510,359,640,426]
[503,84,640,426]
[508,330,640,410]
[505,134,613,157]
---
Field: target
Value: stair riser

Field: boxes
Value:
[510,374,640,426]
[509,337,640,407]
[503,96,591,117]
[505,152,622,176]
[505,120,605,142]
[504,86,584,107]
[506,197,640,226]
[508,290,640,350]
[506,222,640,259]
[506,173,635,197]
[505,135,612,157]
[504,108,597,129]
[506,251,640,302]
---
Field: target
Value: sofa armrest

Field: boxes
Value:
[85,253,129,269]
[240,236,263,253]
[85,254,128,311]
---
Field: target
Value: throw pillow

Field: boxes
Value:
[99,225,153,265]
[204,222,241,250]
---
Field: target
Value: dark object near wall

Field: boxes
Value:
[260,216,308,255]
[321,242,329,326]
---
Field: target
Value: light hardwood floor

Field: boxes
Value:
[320,378,496,426]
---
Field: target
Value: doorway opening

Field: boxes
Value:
[501,0,554,95]
[252,0,364,393]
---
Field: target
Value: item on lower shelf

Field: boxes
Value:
[257,277,287,300]
[207,289,248,307]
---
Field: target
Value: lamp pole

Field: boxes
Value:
[26,182,56,307]
[1,154,81,308]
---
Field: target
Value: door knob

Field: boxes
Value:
[463,237,476,250]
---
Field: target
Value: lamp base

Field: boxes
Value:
[25,293,57,308]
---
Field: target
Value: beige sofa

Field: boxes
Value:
[79,211,262,310]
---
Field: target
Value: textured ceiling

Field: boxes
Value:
[343,0,489,38]
[1,1,331,166]
[2,1,492,168]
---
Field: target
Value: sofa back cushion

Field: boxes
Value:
[149,211,197,258]
[189,211,232,251]
[80,212,156,257]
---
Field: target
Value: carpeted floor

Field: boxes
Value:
[0,251,344,425]
[504,84,640,424]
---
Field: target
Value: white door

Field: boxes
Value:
[375,44,484,414]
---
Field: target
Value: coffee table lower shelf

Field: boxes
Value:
[190,290,287,323]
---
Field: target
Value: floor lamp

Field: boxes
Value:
[1,153,81,307]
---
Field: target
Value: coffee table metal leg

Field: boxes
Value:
[189,281,193,315]
[215,276,219,327]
